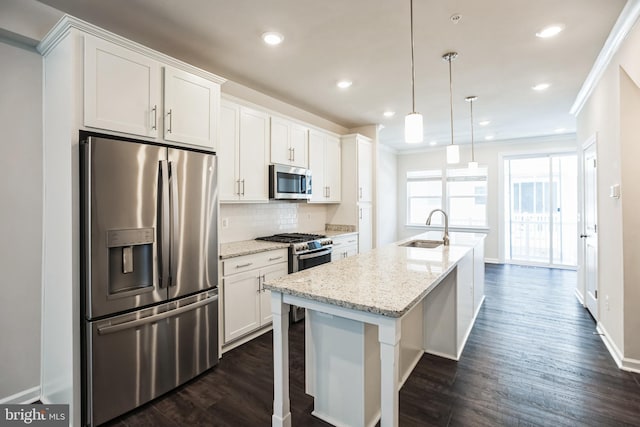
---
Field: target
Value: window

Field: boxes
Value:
[406,167,488,228]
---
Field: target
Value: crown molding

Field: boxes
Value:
[37,14,226,85]
[570,0,640,116]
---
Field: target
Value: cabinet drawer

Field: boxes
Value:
[331,235,358,247]
[222,249,288,275]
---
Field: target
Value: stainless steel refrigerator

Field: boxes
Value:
[80,135,219,426]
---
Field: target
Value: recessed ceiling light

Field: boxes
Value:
[485,135,495,140]
[479,120,491,126]
[429,140,437,146]
[554,127,566,133]
[536,25,564,38]
[532,83,550,91]
[262,32,284,46]
[337,80,352,89]
[383,111,395,118]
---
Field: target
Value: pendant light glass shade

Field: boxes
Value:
[405,112,423,143]
[405,0,423,143]
[446,144,460,164]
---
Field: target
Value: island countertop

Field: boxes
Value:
[262,231,485,318]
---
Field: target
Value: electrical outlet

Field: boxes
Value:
[222,218,229,229]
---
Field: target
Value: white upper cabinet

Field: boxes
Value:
[219,98,269,202]
[270,116,308,168]
[84,36,161,138]
[325,135,341,202]
[163,66,219,149]
[309,129,341,203]
[84,34,221,150]
[357,138,373,203]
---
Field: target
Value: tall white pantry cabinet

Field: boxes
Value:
[37,16,225,425]
[330,134,374,253]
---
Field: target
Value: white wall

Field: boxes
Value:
[0,39,43,403]
[396,137,576,261]
[377,145,398,246]
[577,16,640,364]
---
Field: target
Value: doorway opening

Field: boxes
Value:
[503,154,577,268]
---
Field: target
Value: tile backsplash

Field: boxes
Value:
[219,202,328,243]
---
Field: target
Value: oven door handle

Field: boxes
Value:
[298,247,332,260]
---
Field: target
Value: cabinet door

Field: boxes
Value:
[259,263,288,325]
[456,251,474,349]
[219,100,240,201]
[308,130,326,202]
[270,116,291,165]
[223,270,260,343]
[239,107,270,202]
[163,66,220,149]
[357,138,373,202]
[358,204,372,253]
[289,123,308,168]
[325,135,341,202]
[84,36,160,138]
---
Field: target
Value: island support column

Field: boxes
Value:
[271,291,291,427]
[378,318,402,426]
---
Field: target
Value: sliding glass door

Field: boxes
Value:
[504,154,577,267]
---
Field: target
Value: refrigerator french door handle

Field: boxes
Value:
[159,160,171,289]
[96,294,218,335]
[169,160,180,287]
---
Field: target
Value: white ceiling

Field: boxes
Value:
[35,0,627,151]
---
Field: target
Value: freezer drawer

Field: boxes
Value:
[85,290,218,426]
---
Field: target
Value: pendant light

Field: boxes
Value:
[465,96,478,169]
[443,52,459,163]
[405,0,423,143]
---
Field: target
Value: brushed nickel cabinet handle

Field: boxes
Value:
[236,262,252,269]
[167,109,173,133]
[151,105,157,130]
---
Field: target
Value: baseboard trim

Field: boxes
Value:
[622,357,640,373]
[222,324,273,354]
[484,258,501,264]
[574,288,585,306]
[597,322,624,369]
[0,386,40,404]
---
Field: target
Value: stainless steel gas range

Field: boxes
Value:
[256,233,333,321]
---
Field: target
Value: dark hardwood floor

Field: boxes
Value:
[104,264,640,426]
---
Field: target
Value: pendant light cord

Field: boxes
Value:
[470,99,475,161]
[448,57,454,146]
[410,0,416,113]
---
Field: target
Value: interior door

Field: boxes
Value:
[582,141,598,320]
[167,148,218,300]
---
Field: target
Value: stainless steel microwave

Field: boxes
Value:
[269,164,312,200]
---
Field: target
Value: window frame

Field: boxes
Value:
[405,167,489,231]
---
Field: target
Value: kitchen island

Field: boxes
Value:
[263,232,485,427]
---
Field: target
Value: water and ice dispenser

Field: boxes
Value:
[106,228,154,295]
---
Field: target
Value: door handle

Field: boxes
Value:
[169,161,179,287]
[159,160,170,289]
[97,295,217,335]
[580,234,589,238]
[151,105,157,130]
[292,147,295,161]
[241,179,245,196]
[167,109,173,133]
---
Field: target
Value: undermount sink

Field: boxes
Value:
[399,239,444,249]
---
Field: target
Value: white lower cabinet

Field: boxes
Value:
[222,249,287,343]
[330,234,358,261]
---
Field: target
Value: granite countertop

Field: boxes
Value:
[219,240,289,260]
[262,231,485,318]
[318,230,359,238]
